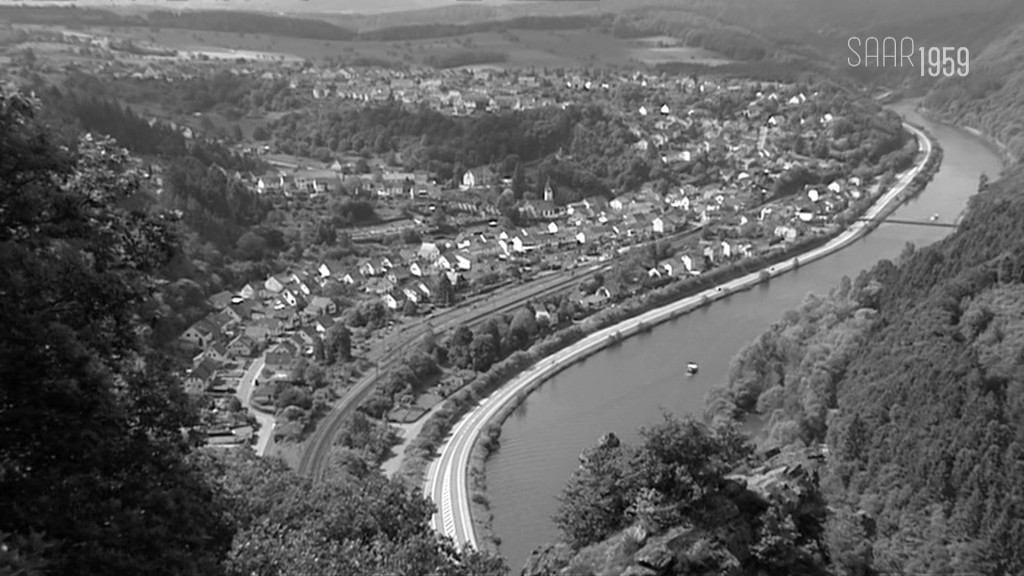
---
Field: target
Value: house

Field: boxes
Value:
[237,280,258,297]
[580,286,612,309]
[295,327,319,347]
[386,267,412,286]
[227,300,256,323]
[206,341,229,363]
[227,334,257,358]
[418,242,441,262]
[652,215,680,234]
[521,200,563,220]
[246,318,283,341]
[206,311,236,334]
[184,357,220,395]
[294,169,341,194]
[358,260,377,277]
[313,315,335,334]
[382,290,405,310]
[460,166,495,191]
[306,296,337,318]
[207,290,236,310]
[363,276,395,295]
[453,253,472,271]
[410,262,424,277]
[181,320,222,350]
[265,341,298,372]
[264,274,288,293]
[287,333,311,356]
[318,259,346,279]
[277,288,298,308]
[435,252,455,271]
[402,287,421,304]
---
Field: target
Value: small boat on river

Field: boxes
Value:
[687,362,699,375]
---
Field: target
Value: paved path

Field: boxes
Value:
[235,355,275,456]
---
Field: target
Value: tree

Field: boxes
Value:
[403,299,418,316]
[470,332,498,372]
[193,449,508,576]
[236,230,268,260]
[437,274,455,306]
[509,306,539,350]
[557,295,576,323]
[230,123,243,141]
[0,89,233,575]
[430,207,448,228]
[512,161,527,199]
[554,435,642,548]
[324,324,352,365]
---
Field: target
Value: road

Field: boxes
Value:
[235,355,275,456]
[299,200,726,480]
[296,261,614,480]
[424,123,933,549]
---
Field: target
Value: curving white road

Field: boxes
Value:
[424,123,933,550]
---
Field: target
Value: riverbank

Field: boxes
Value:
[917,104,1016,167]
[418,121,941,554]
[459,123,942,554]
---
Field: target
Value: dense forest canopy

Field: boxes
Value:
[704,165,1024,575]
[269,102,631,197]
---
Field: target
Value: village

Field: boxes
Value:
[7,26,889,450]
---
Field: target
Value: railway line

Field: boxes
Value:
[297,214,720,480]
[296,260,613,480]
[297,219,717,480]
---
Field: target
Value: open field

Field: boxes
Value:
[73,24,731,68]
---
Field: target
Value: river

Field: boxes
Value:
[484,101,1005,572]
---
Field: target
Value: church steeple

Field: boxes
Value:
[543,178,554,202]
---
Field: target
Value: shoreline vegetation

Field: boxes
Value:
[399,121,943,556]
[917,105,1017,168]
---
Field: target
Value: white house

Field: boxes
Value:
[264,275,287,293]
[652,217,666,234]
[358,261,376,277]
[418,242,441,262]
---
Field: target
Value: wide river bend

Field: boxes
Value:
[485,101,1005,571]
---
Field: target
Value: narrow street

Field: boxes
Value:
[235,355,275,456]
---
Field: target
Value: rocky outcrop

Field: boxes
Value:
[520,542,575,576]
[522,451,828,576]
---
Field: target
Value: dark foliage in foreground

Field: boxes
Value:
[0,88,507,576]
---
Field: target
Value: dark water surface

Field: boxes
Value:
[485,102,1005,571]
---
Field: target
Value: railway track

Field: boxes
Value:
[296,262,613,480]
[297,221,710,480]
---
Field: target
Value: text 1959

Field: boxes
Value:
[919,46,969,78]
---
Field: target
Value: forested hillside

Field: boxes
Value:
[924,17,1024,163]
[0,88,507,576]
[269,102,630,197]
[705,166,1024,574]
[30,79,313,343]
